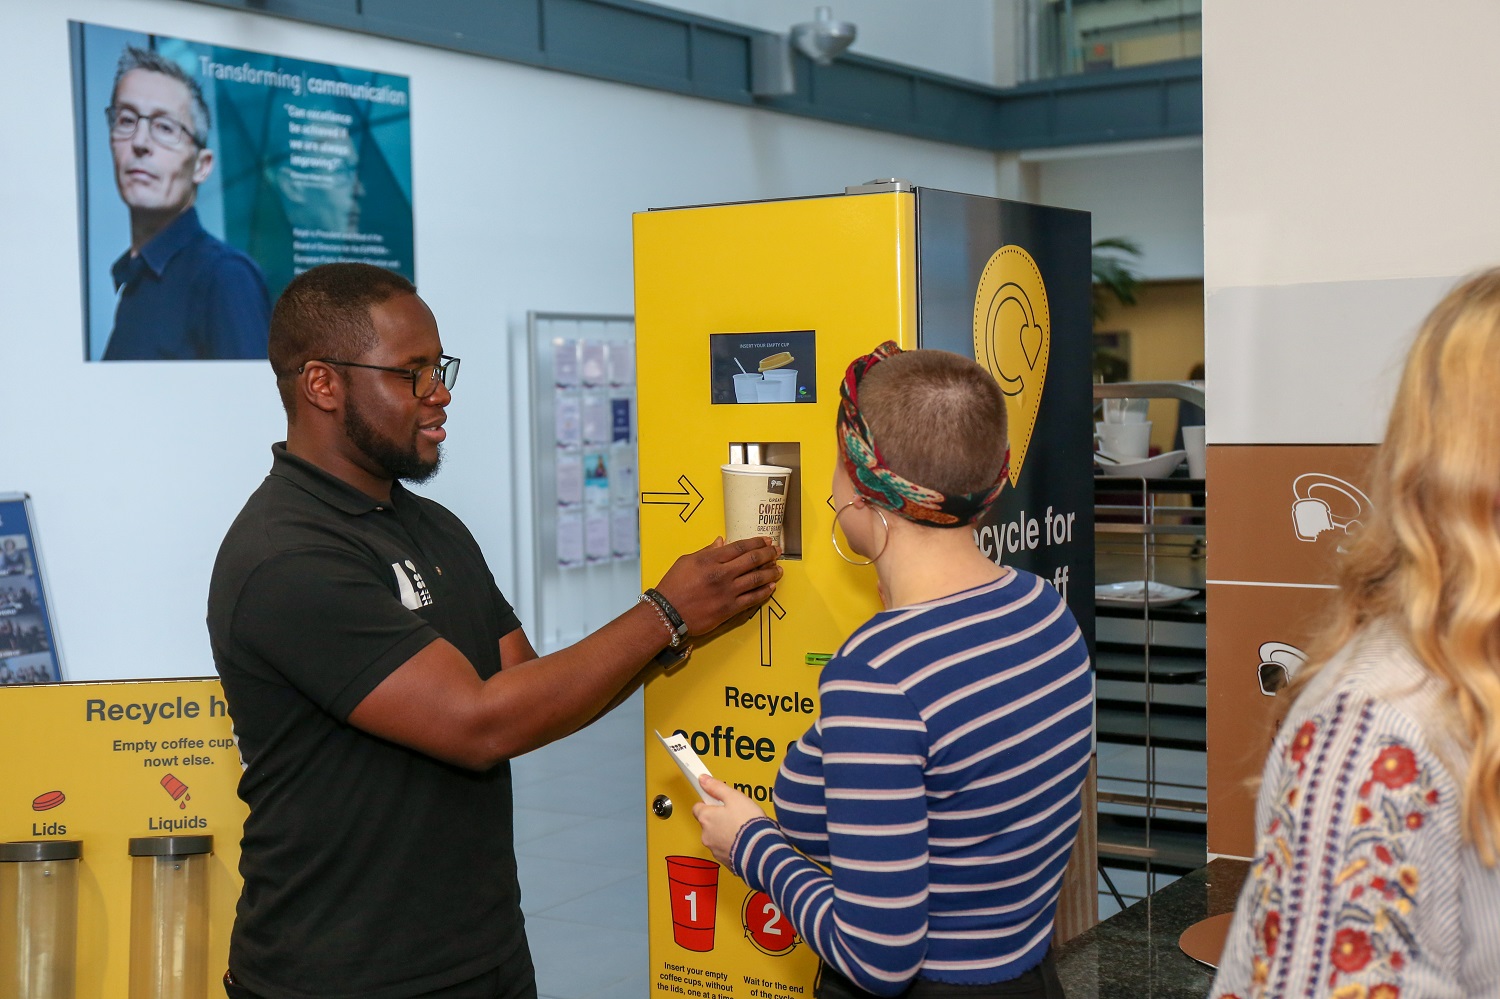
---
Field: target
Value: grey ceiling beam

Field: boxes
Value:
[185,0,1201,151]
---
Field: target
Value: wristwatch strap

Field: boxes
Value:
[653,644,692,668]
[642,588,689,647]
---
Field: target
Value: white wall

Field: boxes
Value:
[1205,0,1500,443]
[1029,139,1204,280]
[1,0,1004,680]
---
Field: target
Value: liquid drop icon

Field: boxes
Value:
[972,244,1050,487]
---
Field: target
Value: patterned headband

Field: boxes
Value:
[836,341,1009,527]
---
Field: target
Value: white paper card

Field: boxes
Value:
[554,339,579,387]
[555,453,584,505]
[608,344,635,386]
[557,510,584,568]
[582,394,611,446]
[581,340,607,387]
[655,730,720,804]
[585,509,611,562]
[555,394,582,447]
[609,443,636,502]
[611,506,638,559]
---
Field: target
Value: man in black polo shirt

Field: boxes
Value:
[208,263,781,999]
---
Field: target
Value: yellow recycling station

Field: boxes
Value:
[634,182,1094,998]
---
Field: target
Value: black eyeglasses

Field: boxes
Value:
[302,355,460,398]
[105,105,204,150]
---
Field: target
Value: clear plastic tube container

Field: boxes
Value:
[128,834,212,999]
[0,839,82,999]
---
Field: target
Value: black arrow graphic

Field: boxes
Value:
[759,596,786,668]
[640,475,703,522]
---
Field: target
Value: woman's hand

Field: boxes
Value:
[692,774,769,867]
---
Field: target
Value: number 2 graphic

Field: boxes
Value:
[761,901,783,936]
[742,889,800,956]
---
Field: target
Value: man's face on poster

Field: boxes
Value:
[110,69,213,216]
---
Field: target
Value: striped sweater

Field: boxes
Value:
[730,569,1094,996]
[1211,624,1500,999]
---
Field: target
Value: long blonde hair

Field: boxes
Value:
[1297,268,1500,865]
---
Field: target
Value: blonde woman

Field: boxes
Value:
[1211,271,1500,998]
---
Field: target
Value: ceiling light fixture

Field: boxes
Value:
[751,6,858,98]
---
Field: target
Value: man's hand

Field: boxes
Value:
[655,537,781,636]
[694,775,769,867]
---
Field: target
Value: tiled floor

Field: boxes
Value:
[512,689,650,999]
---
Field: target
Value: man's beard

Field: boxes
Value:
[344,396,442,484]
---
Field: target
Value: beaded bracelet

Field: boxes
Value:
[640,592,678,644]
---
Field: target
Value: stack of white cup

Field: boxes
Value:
[1181,426,1207,478]
[1096,397,1151,459]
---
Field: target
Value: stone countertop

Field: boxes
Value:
[1055,858,1250,999]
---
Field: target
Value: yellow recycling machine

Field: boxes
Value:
[635,182,1093,997]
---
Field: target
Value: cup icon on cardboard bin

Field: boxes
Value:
[1257,642,1307,696]
[665,855,720,951]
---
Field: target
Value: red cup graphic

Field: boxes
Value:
[665,856,720,952]
[161,773,190,805]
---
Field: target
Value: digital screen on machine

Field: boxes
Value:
[709,331,817,405]
[0,494,63,684]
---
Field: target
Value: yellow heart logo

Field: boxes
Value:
[972,245,1049,487]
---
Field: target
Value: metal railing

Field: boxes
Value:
[1025,0,1203,81]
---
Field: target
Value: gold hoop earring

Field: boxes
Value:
[831,500,890,566]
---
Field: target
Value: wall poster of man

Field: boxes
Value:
[69,22,415,361]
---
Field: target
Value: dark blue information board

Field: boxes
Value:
[0,494,63,683]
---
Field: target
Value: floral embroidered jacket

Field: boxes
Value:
[1211,625,1500,999]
